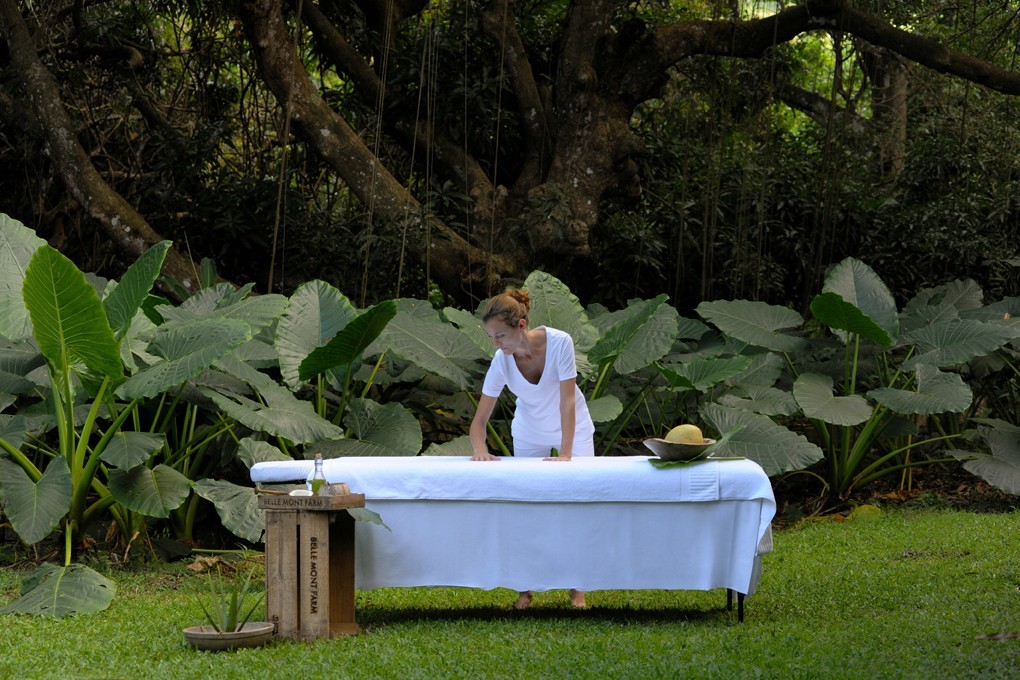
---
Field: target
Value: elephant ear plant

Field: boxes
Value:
[692,257,1020,502]
[0,215,255,616]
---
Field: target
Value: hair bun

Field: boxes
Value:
[505,288,530,312]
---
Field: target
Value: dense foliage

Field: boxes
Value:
[1,214,1018,616]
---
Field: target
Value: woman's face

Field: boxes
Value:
[484,318,526,355]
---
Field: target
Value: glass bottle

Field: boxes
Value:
[307,453,327,495]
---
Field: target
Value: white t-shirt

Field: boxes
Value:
[481,326,595,448]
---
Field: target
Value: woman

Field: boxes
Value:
[468,288,595,609]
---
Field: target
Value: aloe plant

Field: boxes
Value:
[196,566,265,633]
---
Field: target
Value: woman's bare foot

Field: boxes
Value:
[513,591,534,610]
[569,589,587,608]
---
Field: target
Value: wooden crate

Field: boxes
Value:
[259,494,365,641]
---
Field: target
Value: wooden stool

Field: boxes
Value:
[258,493,365,641]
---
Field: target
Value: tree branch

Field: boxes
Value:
[0,0,200,293]
[480,0,551,193]
[241,0,512,291]
[300,0,498,220]
[652,0,1020,95]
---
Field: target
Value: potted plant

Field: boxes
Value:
[183,566,274,651]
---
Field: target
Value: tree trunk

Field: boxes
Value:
[0,0,201,294]
[240,0,515,295]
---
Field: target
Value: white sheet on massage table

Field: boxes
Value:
[250,456,776,595]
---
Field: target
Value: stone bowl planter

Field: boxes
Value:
[183,621,275,651]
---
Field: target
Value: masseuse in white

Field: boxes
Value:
[469,288,595,609]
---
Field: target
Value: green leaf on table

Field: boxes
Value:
[108,464,191,518]
[193,479,264,543]
[0,456,71,545]
[0,563,115,617]
[793,372,873,425]
[696,300,808,352]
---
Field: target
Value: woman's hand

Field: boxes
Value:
[543,455,571,461]
[471,450,501,461]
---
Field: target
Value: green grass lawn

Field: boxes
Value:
[1,508,1018,679]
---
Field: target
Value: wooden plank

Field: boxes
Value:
[264,511,299,639]
[297,512,331,641]
[258,494,365,512]
[328,512,359,637]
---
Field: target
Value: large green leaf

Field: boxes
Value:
[424,435,474,456]
[204,355,343,443]
[108,464,191,518]
[587,395,623,423]
[728,352,785,387]
[949,424,1020,495]
[116,318,252,399]
[317,438,403,457]
[99,431,166,469]
[903,319,1020,370]
[193,479,264,543]
[868,365,972,415]
[237,438,293,468]
[793,372,873,425]
[0,215,45,342]
[380,309,488,389]
[657,356,752,392]
[821,257,899,346]
[0,338,45,395]
[23,245,122,380]
[717,385,799,416]
[275,280,358,390]
[298,300,397,381]
[588,295,677,375]
[702,403,824,477]
[345,398,422,454]
[444,306,493,357]
[0,415,29,451]
[0,456,71,545]
[810,292,894,348]
[102,241,171,340]
[904,279,983,315]
[0,563,115,617]
[523,271,599,352]
[695,300,808,352]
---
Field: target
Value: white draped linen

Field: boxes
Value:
[250,456,775,596]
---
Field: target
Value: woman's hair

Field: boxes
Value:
[482,289,530,327]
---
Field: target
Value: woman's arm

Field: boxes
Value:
[469,393,501,461]
[546,379,576,461]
